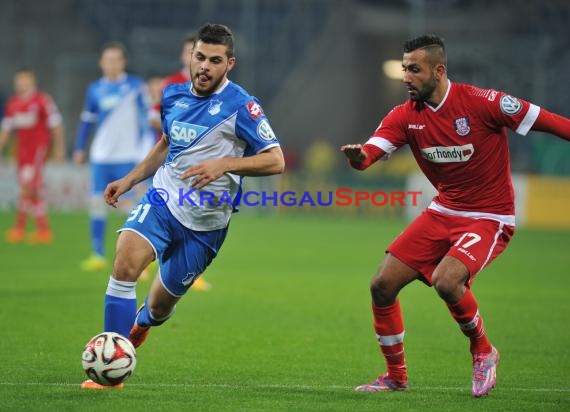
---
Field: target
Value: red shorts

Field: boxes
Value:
[387,209,515,287]
[17,162,44,190]
[17,146,47,191]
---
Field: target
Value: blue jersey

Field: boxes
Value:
[154,79,280,230]
[75,73,151,163]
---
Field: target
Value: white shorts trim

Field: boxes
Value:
[117,227,158,260]
[158,272,183,298]
[477,223,504,275]
[428,201,516,226]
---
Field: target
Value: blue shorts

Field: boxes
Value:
[91,162,136,194]
[119,191,228,297]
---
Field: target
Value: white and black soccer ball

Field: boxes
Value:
[81,332,137,386]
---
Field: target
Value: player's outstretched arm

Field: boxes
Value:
[340,143,385,170]
[341,144,367,162]
[531,108,570,141]
[104,135,169,207]
[181,146,285,190]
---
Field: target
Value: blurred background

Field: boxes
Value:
[1,0,569,228]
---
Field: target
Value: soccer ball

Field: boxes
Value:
[81,332,137,386]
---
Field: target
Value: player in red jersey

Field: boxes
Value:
[0,69,65,244]
[341,35,570,397]
[148,34,195,132]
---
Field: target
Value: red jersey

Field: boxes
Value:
[1,91,62,164]
[366,81,539,222]
[150,69,192,136]
[163,69,190,86]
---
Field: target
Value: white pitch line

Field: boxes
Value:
[0,382,569,393]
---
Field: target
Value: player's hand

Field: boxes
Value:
[340,144,367,162]
[180,159,228,190]
[104,178,132,208]
[73,150,86,165]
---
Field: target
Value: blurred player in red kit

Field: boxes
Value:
[341,35,570,397]
[0,68,65,244]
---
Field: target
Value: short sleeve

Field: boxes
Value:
[235,99,280,155]
[42,94,63,128]
[472,88,540,136]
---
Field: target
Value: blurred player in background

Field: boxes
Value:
[74,42,152,271]
[148,34,195,132]
[81,23,284,389]
[0,68,65,244]
[341,35,570,397]
[146,74,165,140]
[148,33,212,291]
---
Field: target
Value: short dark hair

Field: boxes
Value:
[197,23,234,58]
[403,35,446,66]
[101,41,128,59]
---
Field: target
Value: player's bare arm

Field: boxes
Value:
[181,146,285,190]
[340,144,367,162]
[0,129,11,157]
[51,124,66,162]
[104,135,169,207]
[73,149,87,165]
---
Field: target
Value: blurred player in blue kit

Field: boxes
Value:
[81,23,284,389]
[74,41,152,271]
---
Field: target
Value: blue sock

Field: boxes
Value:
[104,277,137,337]
[91,218,106,256]
[136,296,176,327]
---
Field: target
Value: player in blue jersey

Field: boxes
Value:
[81,23,285,389]
[74,41,152,271]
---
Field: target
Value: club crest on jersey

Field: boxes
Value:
[181,272,197,286]
[208,99,223,116]
[170,120,208,146]
[454,117,470,136]
[500,95,522,115]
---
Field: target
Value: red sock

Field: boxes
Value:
[372,300,407,382]
[447,289,492,354]
[15,196,30,230]
[32,198,50,232]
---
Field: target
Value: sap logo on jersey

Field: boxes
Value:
[170,121,208,145]
[420,144,474,163]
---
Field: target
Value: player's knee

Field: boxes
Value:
[370,275,396,304]
[432,272,462,301]
[112,257,143,282]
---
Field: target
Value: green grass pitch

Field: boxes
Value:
[0,211,568,411]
